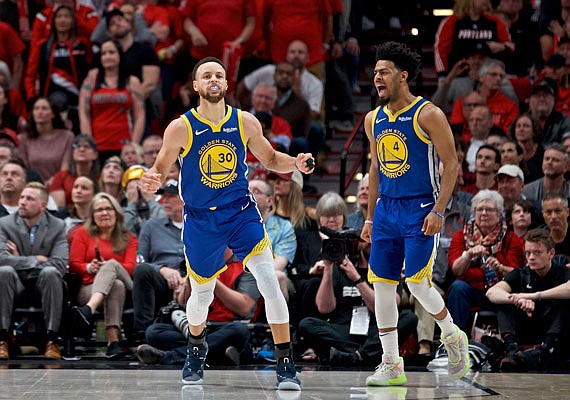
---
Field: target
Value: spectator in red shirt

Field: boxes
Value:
[447,189,525,333]
[263,0,332,79]
[450,59,519,134]
[182,0,256,61]
[0,20,25,89]
[70,192,138,359]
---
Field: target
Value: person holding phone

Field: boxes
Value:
[70,192,138,359]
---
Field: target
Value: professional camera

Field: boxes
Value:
[157,300,184,324]
[171,310,189,339]
[320,227,361,264]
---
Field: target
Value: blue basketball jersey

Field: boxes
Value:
[372,96,440,199]
[179,106,249,209]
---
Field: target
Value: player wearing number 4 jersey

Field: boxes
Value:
[141,57,314,391]
[361,41,470,386]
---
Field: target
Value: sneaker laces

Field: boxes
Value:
[374,359,397,374]
[442,333,461,364]
[277,356,298,378]
[186,346,207,371]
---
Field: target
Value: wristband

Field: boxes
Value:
[461,251,470,261]
[364,220,373,225]
[86,263,92,274]
[430,209,445,219]
[353,277,365,285]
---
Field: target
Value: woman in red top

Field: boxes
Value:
[50,134,99,209]
[447,189,525,333]
[70,192,138,359]
[79,39,145,164]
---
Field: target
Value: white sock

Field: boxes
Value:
[436,312,456,338]
[379,330,399,363]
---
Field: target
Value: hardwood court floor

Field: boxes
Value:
[0,364,569,400]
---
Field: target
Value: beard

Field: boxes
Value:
[377,96,390,106]
[199,87,226,104]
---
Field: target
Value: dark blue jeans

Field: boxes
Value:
[447,280,487,333]
[145,322,251,365]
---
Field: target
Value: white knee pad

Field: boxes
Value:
[373,281,399,329]
[186,278,215,326]
[246,247,289,324]
[407,278,445,315]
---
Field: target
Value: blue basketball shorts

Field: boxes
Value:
[182,194,270,283]
[368,195,439,285]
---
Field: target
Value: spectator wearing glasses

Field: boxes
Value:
[447,189,525,333]
[50,134,99,209]
[70,192,138,359]
[450,59,518,134]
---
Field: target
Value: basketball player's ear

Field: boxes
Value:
[193,81,199,92]
[401,71,408,82]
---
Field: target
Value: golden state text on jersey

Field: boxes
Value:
[372,97,440,199]
[179,106,249,208]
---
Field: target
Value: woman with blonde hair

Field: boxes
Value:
[70,192,138,359]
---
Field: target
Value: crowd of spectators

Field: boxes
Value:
[1,0,570,373]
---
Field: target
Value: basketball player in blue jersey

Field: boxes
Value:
[361,42,470,386]
[140,57,313,391]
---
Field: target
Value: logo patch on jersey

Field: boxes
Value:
[198,139,238,189]
[377,130,410,178]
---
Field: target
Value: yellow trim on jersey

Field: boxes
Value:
[405,245,436,284]
[185,256,228,284]
[180,114,193,157]
[237,109,247,149]
[413,100,431,145]
[190,106,233,132]
[368,267,399,285]
[371,106,381,132]
[384,96,423,123]
[242,231,272,267]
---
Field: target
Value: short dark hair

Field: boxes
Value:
[476,144,501,164]
[375,41,421,82]
[192,57,225,80]
[0,157,27,175]
[525,228,555,251]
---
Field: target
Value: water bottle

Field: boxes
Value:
[481,255,499,288]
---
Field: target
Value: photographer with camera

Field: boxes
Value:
[448,189,525,333]
[131,179,185,342]
[297,192,418,365]
[135,248,261,366]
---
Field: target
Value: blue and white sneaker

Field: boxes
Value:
[276,356,301,390]
[182,342,208,385]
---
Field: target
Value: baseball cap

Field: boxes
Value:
[496,164,524,181]
[532,79,558,97]
[0,128,19,147]
[121,164,148,188]
[156,179,179,194]
[267,170,304,190]
[106,8,125,27]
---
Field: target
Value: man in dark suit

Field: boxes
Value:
[0,182,69,360]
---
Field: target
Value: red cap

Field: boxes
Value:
[0,128,19,147]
